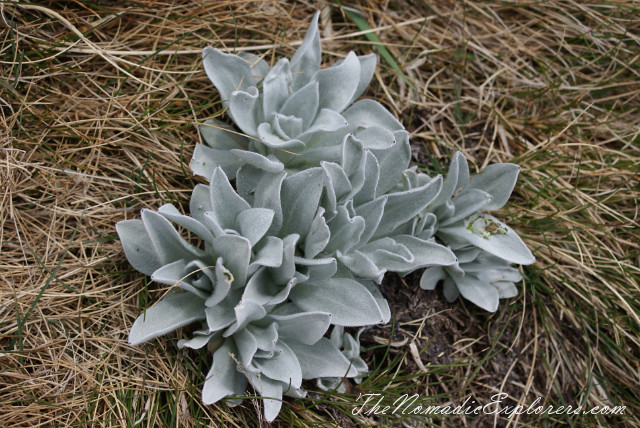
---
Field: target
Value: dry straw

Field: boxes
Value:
[1,1,638,426]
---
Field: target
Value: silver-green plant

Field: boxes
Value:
[317,326,367,393]
[117,166,391,422]
[314,134,457,283]
[190,10,460,283]
[191,11,410,178]
[118,11,537,422]
[418,152,535,311]
[420,247,523,312]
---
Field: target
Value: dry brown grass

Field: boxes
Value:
[1,1,638,426]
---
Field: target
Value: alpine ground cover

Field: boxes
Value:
[2,1,638,426]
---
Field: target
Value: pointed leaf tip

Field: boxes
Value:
[202,47,257,104]
[116,219,161,276]
[128,292,206,346]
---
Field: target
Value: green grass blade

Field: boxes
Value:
[342,6,417,91]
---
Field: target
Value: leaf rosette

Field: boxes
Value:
[117,166,390,421]
[191,11,410,178]
[116,10,540,422]
[310,135,458,283]
[415,152,536,311]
